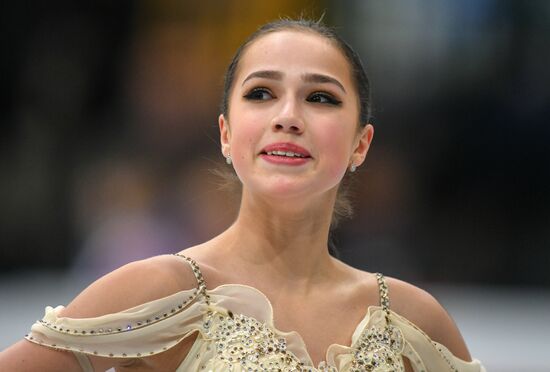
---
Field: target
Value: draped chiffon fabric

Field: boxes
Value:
[26,256,485,372]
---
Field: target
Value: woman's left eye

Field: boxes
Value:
[307,92,342,105]
[243,88,273,101]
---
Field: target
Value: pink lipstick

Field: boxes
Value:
[260,142,312,166]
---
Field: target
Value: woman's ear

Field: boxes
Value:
[219,114,231,156]
[351,124,374,167]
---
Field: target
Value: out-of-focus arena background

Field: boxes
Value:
[1,1,549,370]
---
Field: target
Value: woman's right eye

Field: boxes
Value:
[243,88,273,101]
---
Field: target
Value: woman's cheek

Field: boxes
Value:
[322,133,354,179]
[231,133,258,176]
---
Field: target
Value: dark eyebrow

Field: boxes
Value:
[242,70,283,86]
[302,73,346,93]
[241,70,346,94]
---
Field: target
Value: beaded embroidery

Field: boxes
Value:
[26,254,413,371]
[24,254,209,358]
[346,273,405,371]
[202,309,312,371]
[349,325,404,371]
[201,305,405,372]
[33,290,198,337]
[198,266,405,371]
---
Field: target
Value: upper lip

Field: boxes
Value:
[261,142,311,157]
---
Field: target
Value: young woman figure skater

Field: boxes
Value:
[0,18,485,371]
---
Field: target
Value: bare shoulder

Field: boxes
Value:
[384,276,472,362]
[0,254,199,371]
[59,254,198,318]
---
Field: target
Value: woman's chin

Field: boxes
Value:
[251,175,310,195]
[248,180,335,205]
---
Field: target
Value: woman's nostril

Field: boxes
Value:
[273,120,303,133]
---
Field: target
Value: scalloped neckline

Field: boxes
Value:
[205,282,385,368]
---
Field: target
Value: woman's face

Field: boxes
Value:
[220,30,373,202]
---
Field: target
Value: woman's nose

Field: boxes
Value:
[271,100,304,134]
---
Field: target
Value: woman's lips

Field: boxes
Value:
[259,142,312,166]
[261,142,311,157]
[259,153,310,165]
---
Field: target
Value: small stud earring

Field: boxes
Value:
[226,155,232,165]
[350,164,357,172]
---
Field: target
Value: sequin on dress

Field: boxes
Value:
[26,254,485,371]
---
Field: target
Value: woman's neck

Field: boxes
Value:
[216,190,338,291]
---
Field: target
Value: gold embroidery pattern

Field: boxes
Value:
[202,307,405,371]
[202,309,314,371]
[349,324,405,371]
[197,268,406,371]
[348,274,405,371]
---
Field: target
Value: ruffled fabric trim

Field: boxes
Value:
[26,284,486,372]
[26,287,204,359]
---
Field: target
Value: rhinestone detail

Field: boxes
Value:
[198,273,405,372]
[348,273,405,371]
[32,254,208,337]
[349,324,405,371]
[25,258,438,370]
[202,308,311,371]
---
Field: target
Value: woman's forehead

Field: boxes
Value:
[235,30,353,87]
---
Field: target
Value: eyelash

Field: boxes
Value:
[243,88,342,106]
[243,87,273,101]
[307,92,342,106]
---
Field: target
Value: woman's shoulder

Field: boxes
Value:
[58,253,200,319]
[382,275,472,362]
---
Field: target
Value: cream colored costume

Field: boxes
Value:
[26,254,485,371]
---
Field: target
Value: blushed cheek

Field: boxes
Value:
[329,159,349,181]
[319,132,352,180]
[231,132,259,175]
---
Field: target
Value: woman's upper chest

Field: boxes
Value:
[271,301,363,362]
[256,277,379,366]
[173,254,402,370]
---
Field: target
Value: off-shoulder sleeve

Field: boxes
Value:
[25,287,206,369]
[389,310,486,372]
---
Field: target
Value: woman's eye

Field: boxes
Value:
[244,88,273,101]
[307,92,342,106]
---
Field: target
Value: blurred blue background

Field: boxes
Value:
[1,1,549,370]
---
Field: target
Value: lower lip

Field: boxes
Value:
[260,154,311,166]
